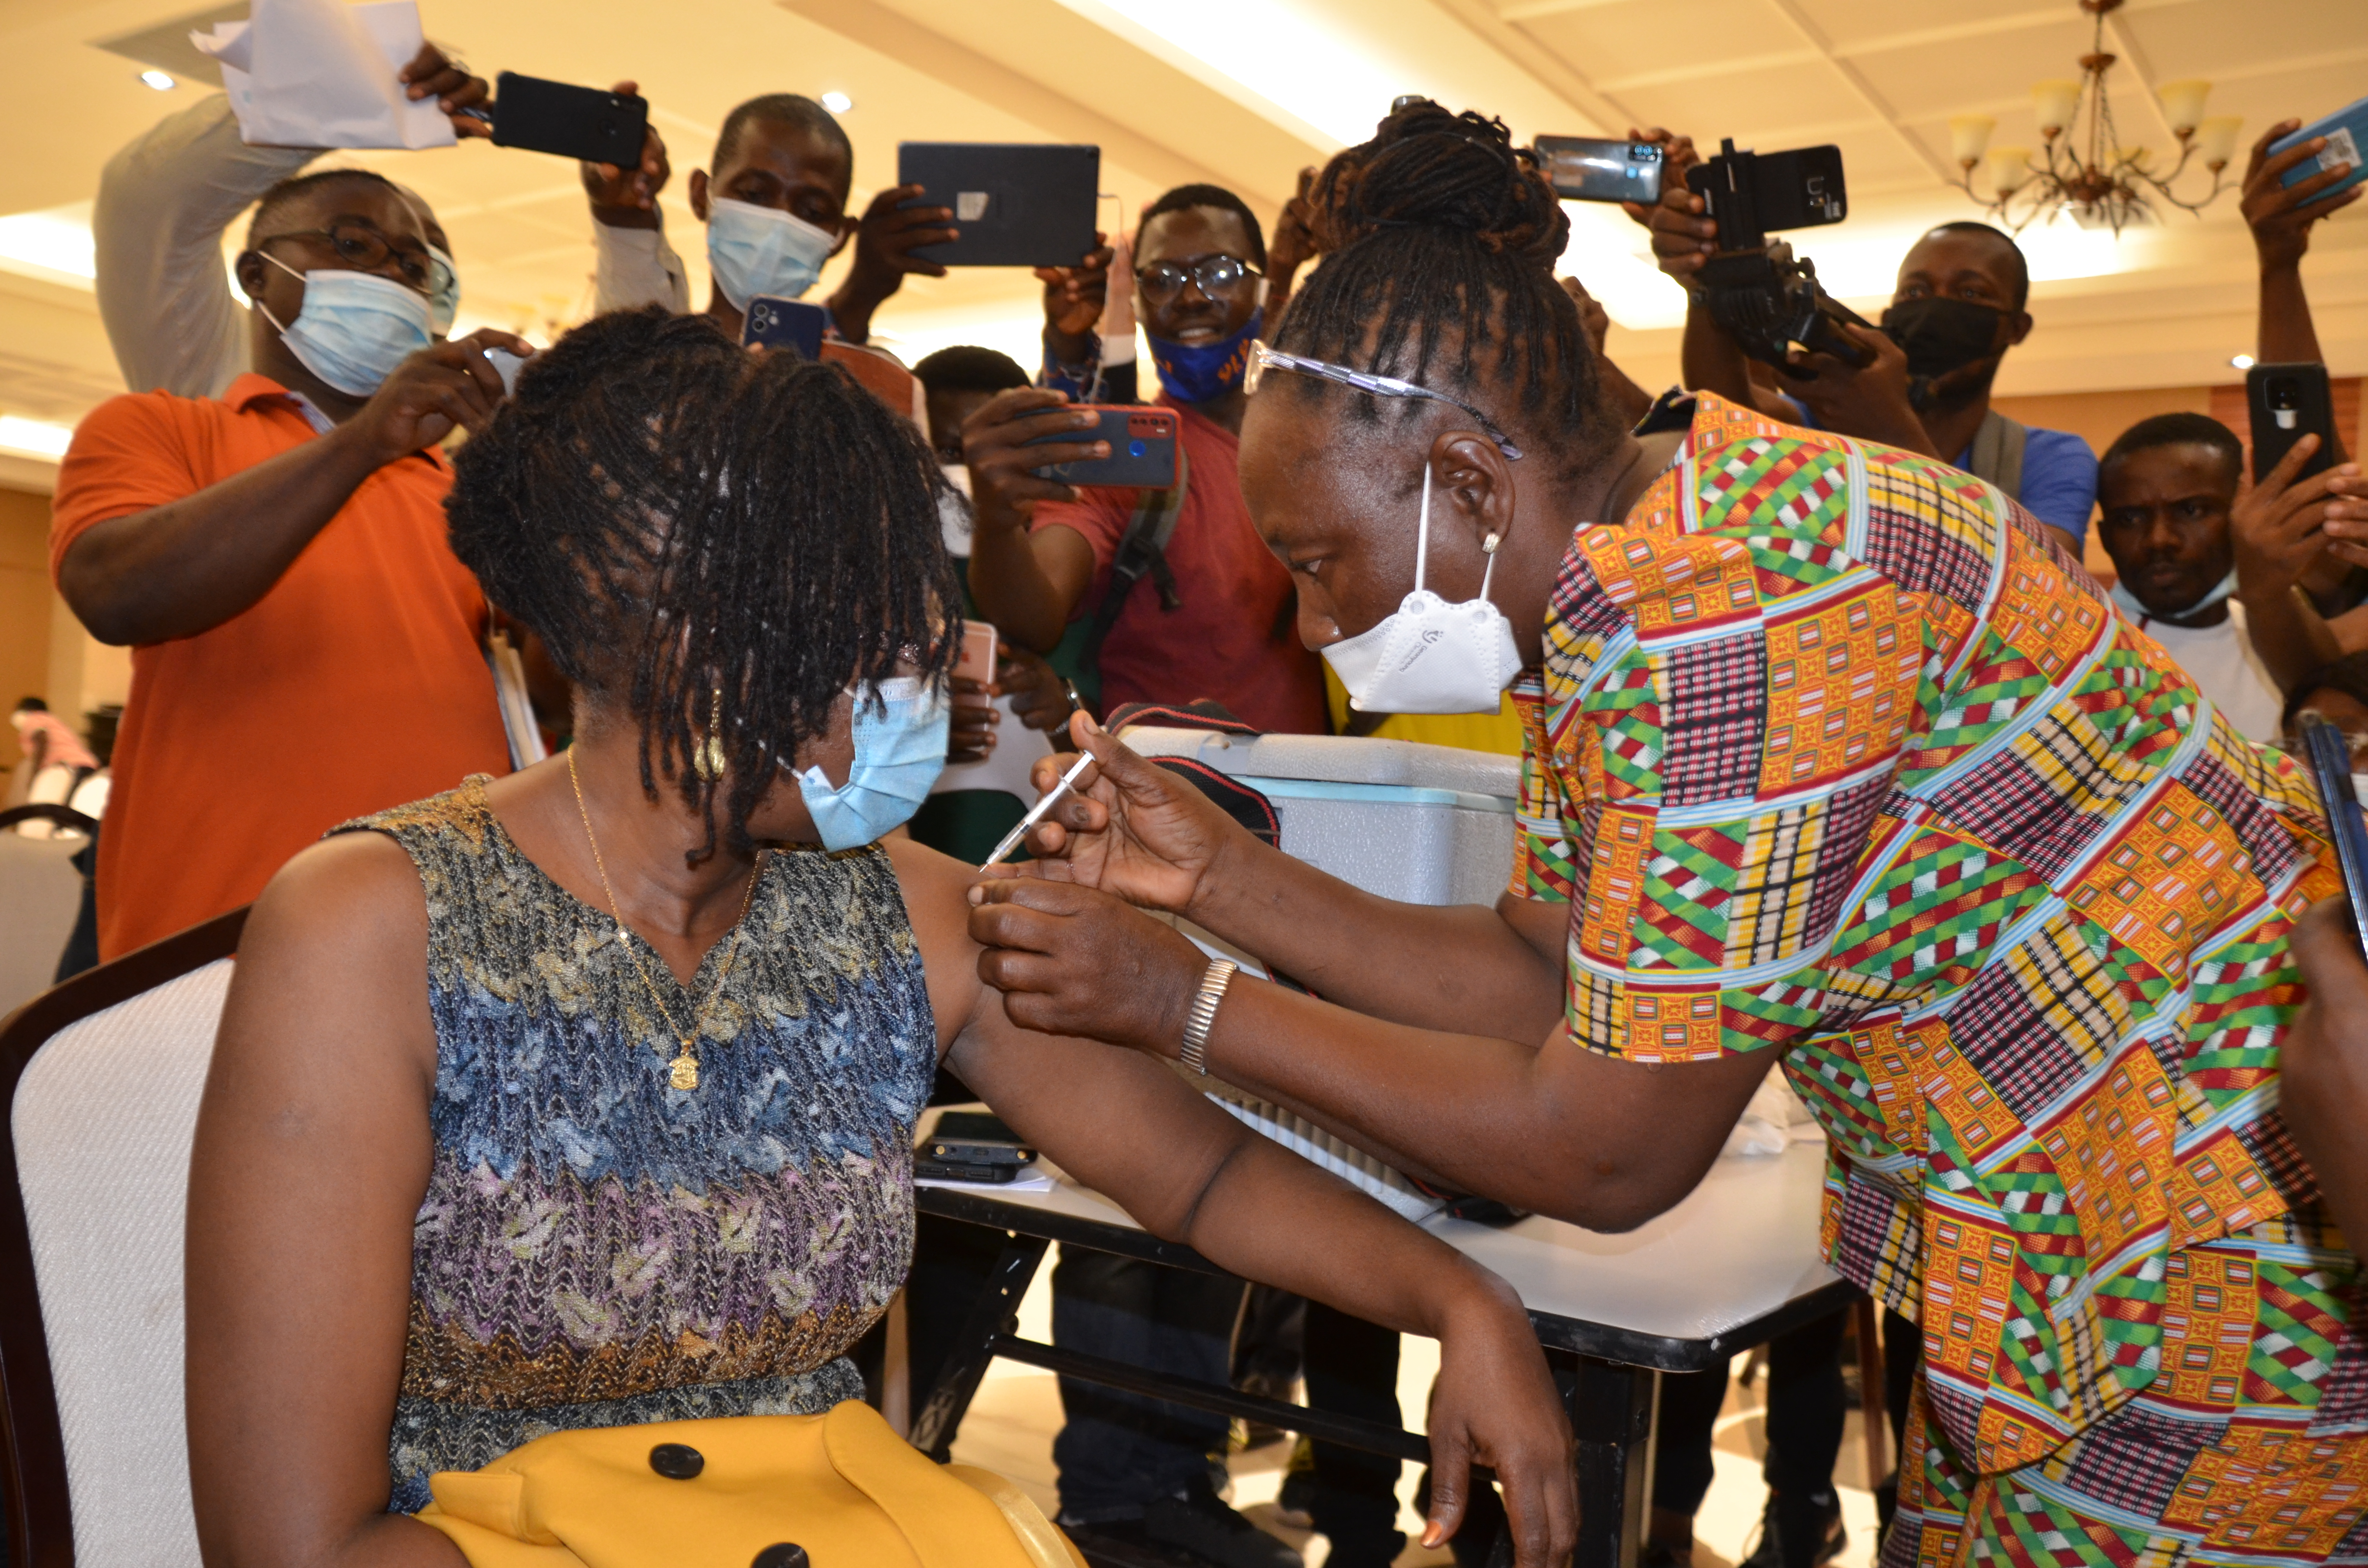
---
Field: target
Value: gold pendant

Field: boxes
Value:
[669,1050,700,1091]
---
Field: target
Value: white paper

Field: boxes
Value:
[195,0,454,151]
[932,692,1054,801]
[915,1168,1057,1195]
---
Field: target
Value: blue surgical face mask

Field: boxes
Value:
[256,254,433,397]
[706,196,839,311]
[2111,567,2237,625]
[427,244,460,336]
[1147,308,1262,404]
[797,676,951,850]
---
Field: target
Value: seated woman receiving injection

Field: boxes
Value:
[185,307,1576,1568]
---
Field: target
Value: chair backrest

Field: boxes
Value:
[1120,727,1520,907]
[0,829,87,1018]
[0,910,246,1568]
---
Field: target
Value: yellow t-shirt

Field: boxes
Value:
[1322,666,1525,754]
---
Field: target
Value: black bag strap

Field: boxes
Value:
[1080,447,1190,674]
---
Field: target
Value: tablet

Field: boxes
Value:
[897,143,1100,268]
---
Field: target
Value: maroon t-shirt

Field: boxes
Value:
[1030,395,1327,735]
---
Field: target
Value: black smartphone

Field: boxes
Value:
[1027,405,1178,488]
[1535,136,1663,204]
[914,1157,1023,1183]
[897,143,1100,267]
[740,295,828,360]
[2247,362,2338,484]
[492,73,647,166]
[1686,143,1848,238]
[2300,714,2368,961]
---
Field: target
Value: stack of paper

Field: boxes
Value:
[193,0,455,151]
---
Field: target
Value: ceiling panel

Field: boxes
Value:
[1846,13,2098,118]
[2120,0,2365,83]
[1518,0,1805,86]
[1612,58,1871,142]
[1788,0,2064,50]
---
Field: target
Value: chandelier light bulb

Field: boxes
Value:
[1988,147,2033,195]
[2157,80,2211,136]
[2196,115,2244,170]
[2032,79,2081,137]
[1950,114,1997,166]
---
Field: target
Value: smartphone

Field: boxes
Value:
[2271,95,2368,208]
[2246,362,2337,484]
[2300,713,2368,961]
[927,1108,1036,1168]
[955,623,998,685]
[1686,143,1849,239]
[1027,405,1178,488]
[1535,136,1663,204]
[491,74,648,166]
[740,295,829,360]
[482,347,529,397]
[897,143,1100,267]
[914,1157,1024,1183]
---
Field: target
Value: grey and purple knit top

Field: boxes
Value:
[340,776,937,1512]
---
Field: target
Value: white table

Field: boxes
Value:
[913,1137,1848,1568]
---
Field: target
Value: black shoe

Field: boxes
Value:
[1141,1476,1304,1568]
[1061,1519,1206,1568]
[1738,1489,1847,1568]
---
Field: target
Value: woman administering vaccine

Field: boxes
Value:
[973,101,2368,1568]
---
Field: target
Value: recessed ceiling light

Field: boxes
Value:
[2231,353,2256,369]
[820,91,852,113]
[138,69,175,91]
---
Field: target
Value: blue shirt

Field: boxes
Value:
[1773,394,2099,542]
[1954,424,2098,543]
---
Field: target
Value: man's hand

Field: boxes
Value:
[2233,434,2359,588]
[1625,128,1710,281]
[1271,167,1320,284]
[999,646,1077,733]
[949,676,999,763]
[2243,119,2362,272]
[828,185,955,341]
[968,879,1210,1051]
[1035,233,1112,361]
[1784,323,1938,456]
[341,330,534,467]
[581,80,669,230]
[398,43,490,137]
[962,387,1104,537]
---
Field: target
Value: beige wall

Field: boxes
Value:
[0,483,130,740]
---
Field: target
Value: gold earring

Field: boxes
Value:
[696,686,726,780]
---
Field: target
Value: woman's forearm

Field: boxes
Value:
[1185,830,1566,1041]
[1187,974,1769,1230]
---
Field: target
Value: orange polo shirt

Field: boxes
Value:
[51,374,510,958]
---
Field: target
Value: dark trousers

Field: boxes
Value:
[1653,1305,1851,1534]
[1303,1300,1406,1562]
[1049,1249,1244,1522]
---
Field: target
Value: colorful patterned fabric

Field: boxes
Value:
[1512,394,2365,1558]
[342,778,938,1511]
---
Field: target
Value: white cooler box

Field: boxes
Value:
[1117,727,1520,909]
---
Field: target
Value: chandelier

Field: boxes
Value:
[1945,0,2242,235]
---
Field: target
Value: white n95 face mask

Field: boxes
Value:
[706,196,838,310]
[1321,464,1522,714]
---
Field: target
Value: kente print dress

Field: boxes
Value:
[340,776,938,1513]
[1511,393,2366,1566]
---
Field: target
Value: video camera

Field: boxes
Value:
[1685,140,1872,377]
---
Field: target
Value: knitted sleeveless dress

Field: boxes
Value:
[340,776,939,1513]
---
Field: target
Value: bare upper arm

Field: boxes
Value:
[1496,890,1569,967]
[882,834,989,1060]
[188,831,461,1566]
[1031,523,1098,618]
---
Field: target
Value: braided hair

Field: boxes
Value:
[1274,101,1620,482]
[446,307,962,863]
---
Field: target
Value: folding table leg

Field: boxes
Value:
[1559,1353,1658,1568]
[909,1230,1050,1460]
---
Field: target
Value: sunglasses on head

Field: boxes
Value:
[1245,343,1523,460]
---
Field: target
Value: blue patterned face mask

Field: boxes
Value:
[1146,309,1262,404]
[255,254,433,396]
[706,196,838,311]
[797,677,950,850]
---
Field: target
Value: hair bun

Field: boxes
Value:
[1309,102,1565,266]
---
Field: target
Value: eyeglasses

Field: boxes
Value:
[1245,342,1524,460]
[1135,255,1260,304]
[255,222,434,293]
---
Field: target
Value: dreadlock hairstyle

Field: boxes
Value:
[447,307,962,864]
[1272,100,1621,484]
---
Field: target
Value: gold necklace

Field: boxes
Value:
[567,747,764,1090]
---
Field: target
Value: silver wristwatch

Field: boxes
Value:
[1179,959,1238,1077]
